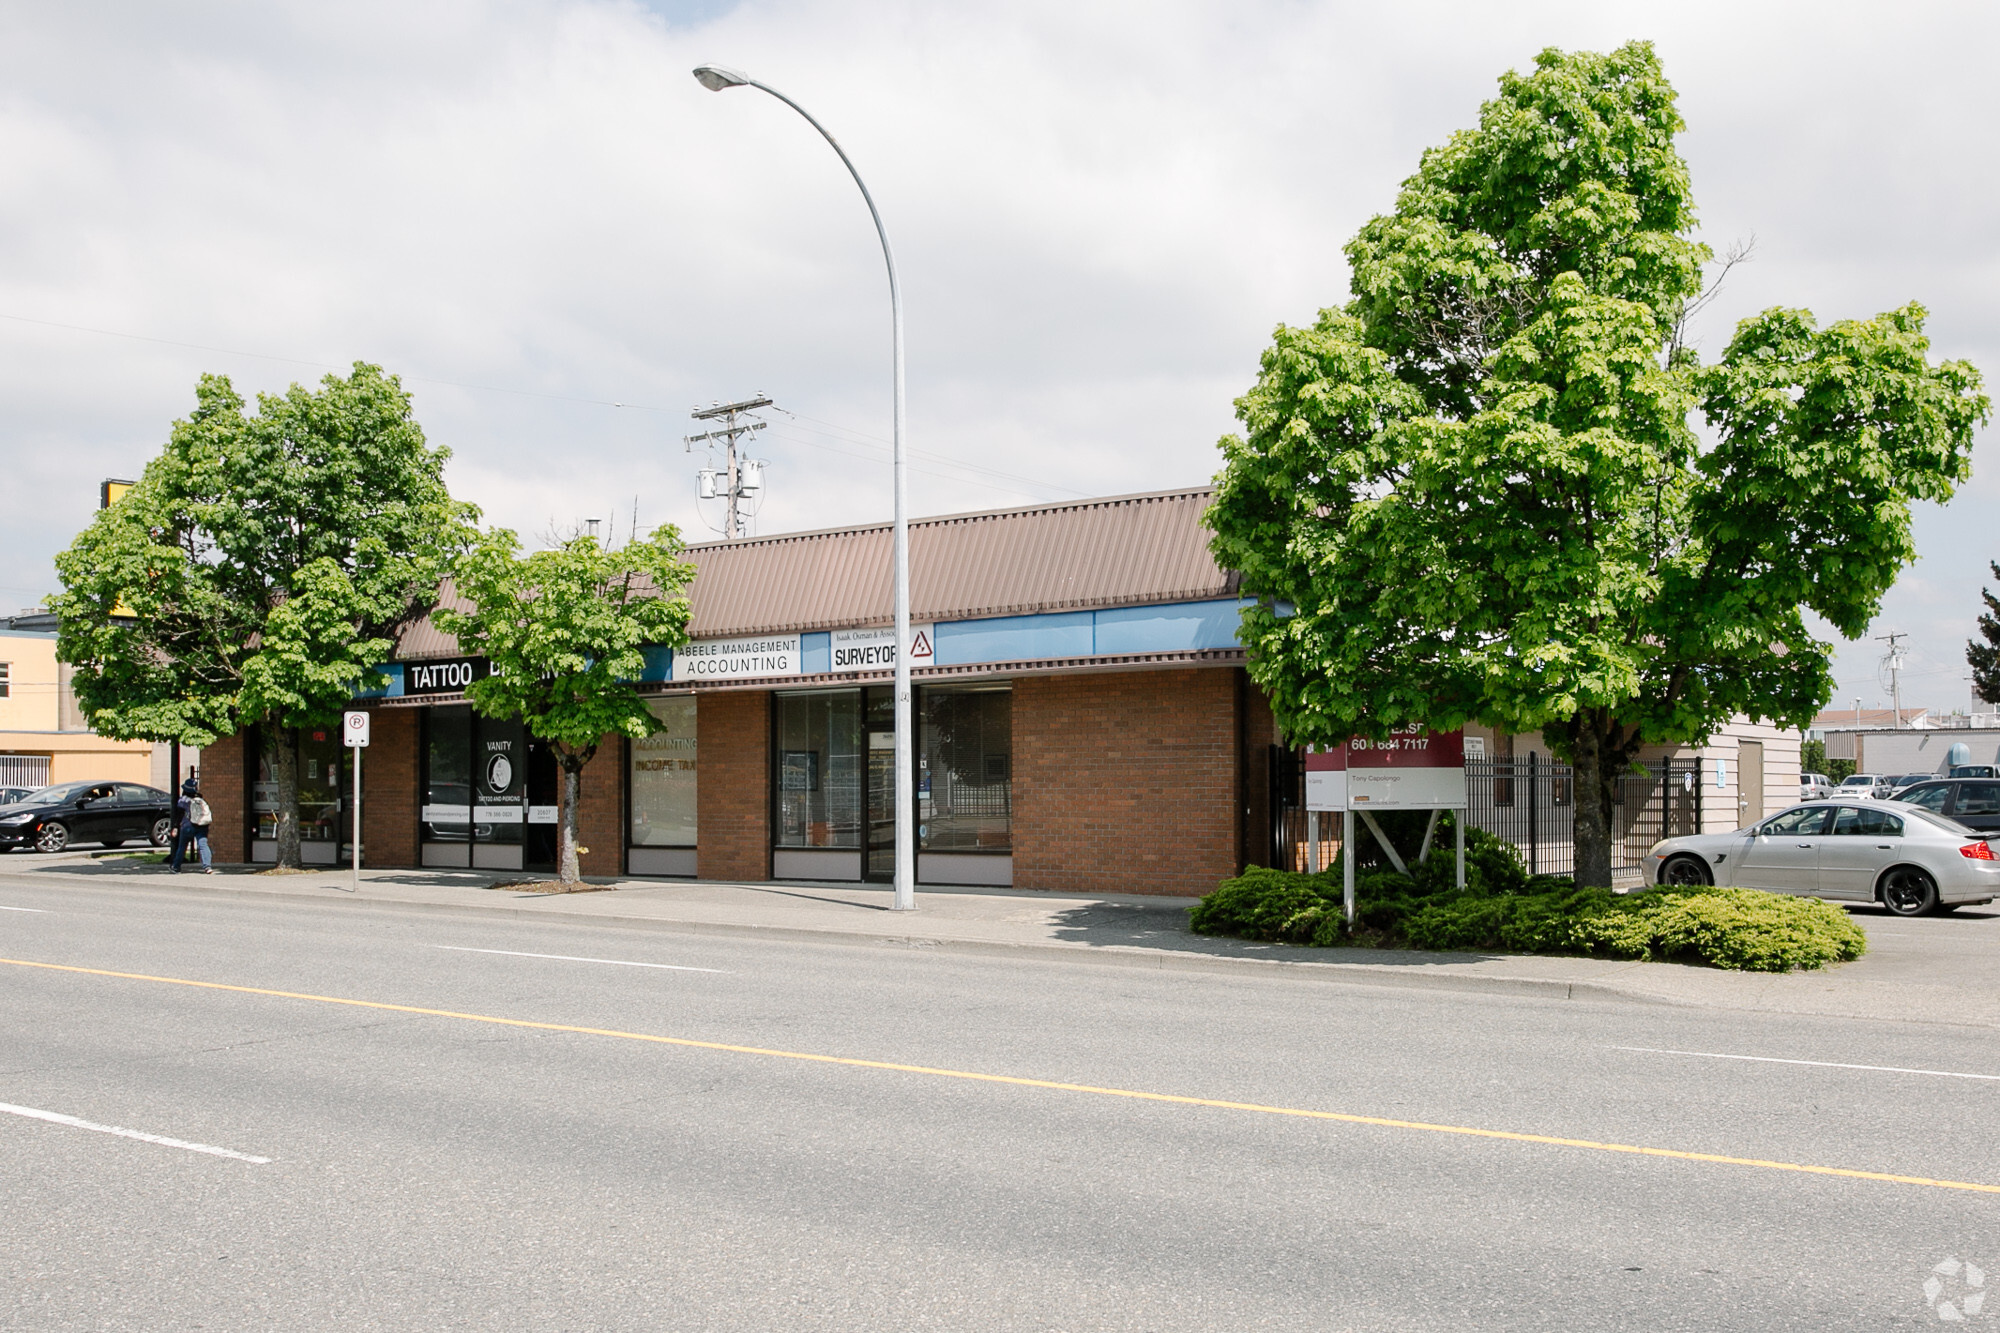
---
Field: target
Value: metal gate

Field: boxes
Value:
[1266,747,1702,887]
[0,755,50,789]
[1464,757,1702,886]
[1267,745,1342,872]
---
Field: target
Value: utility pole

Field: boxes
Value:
[686,395,772,540]
[1878,632,1908,729]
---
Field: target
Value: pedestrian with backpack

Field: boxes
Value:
[169,778,196,872]
[174,778,215,874]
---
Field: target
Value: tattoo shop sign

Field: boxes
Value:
[403,657,490,696]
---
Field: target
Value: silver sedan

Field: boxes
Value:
[1642,800,2000,916]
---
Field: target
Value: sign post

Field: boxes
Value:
[1306,728,1470,922]
[343,710,370,894]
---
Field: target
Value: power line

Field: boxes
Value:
[686,396,772,541]
[0,309,1099,503]
[1876,631,1909,728]
[771,407,1094,498]
[0,311,677,413]
[759,422,1063,502]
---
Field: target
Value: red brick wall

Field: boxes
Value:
[200,731,249,864]
[361,706,418,869]
[698,690,769,882]
[572,735,626,878]
[1013,667,1242,897]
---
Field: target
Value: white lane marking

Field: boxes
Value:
[0,1101,271,1163]
[1614,1046,2000,1082]
[0,906,49,913]
[430,945,729,974]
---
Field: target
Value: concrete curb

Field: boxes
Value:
[0,867,1669,1006]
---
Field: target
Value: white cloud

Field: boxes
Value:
[0,0,1994,716]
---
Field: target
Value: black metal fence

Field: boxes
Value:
[1265,747,1703,886]
[1463,757,1703,886]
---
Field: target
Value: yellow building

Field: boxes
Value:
[0,626,159,788]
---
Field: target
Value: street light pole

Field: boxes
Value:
[693,64,916,912]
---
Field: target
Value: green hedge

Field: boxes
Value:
[1188,830,1867,972]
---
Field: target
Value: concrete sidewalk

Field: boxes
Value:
[7,852,2000,1028]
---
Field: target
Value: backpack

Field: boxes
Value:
[188,797,213,826]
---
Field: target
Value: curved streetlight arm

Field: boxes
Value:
[694,67,915,913]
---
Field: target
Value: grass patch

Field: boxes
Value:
[1189,826,1866,973]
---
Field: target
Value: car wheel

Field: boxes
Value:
[34,822,69,854]
[1880,867,1940,917]
[100,839,124,849]
[149,817,174,847]
[1659,854,1712,887]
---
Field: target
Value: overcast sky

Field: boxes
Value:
[2,0,1994,713]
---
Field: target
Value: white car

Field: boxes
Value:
[1643,800,2000,916]
[1833,773,1893,800]
[1800,772,1834,800]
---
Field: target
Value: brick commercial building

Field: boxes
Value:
[198,488,1286,897]
[194,485,1800,893]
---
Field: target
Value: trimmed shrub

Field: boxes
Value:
[1190,866,1868,973]
[1186,866,1342,944]
[1575,888,1867,972]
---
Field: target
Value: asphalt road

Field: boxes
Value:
[1,875,1996,1330]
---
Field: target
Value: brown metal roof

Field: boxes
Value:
[392,486,1235,658]
[391,587,471,660]
[682,486,1234,638]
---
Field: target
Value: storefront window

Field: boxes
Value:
[253,726,343,845]
[775,690,862,848]
[918,685,1011,853]
[630,696,697,847]
[422,706,474,851]
[422,707,529,866]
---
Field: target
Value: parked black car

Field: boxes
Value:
[0,781,177,853]
[1893,780,2000,835]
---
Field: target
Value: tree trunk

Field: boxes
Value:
[558,757,584,885]
[1564,710,1635,890]
[272,723,302,869]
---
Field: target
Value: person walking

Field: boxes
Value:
[183,780,215,874]
[168,777,196,872]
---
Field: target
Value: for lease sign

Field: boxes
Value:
[1305,728,1467,810]
[671,635,802,682]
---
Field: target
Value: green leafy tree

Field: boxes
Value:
[1207,43,1987,888]
[1800,738,1828,776]
[435,527,696,885]
[50,365,476,867]
[1965,562,2000,704]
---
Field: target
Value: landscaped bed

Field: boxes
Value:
[1190,824,1867,973]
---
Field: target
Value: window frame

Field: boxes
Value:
[628,693,698,850]
[1760,805,1834,837]
[916,682,1014,857]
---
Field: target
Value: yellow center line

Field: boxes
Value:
[5,954,1995,1196]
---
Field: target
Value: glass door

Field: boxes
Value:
[865,686,897,882]
[524,737,559,872]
